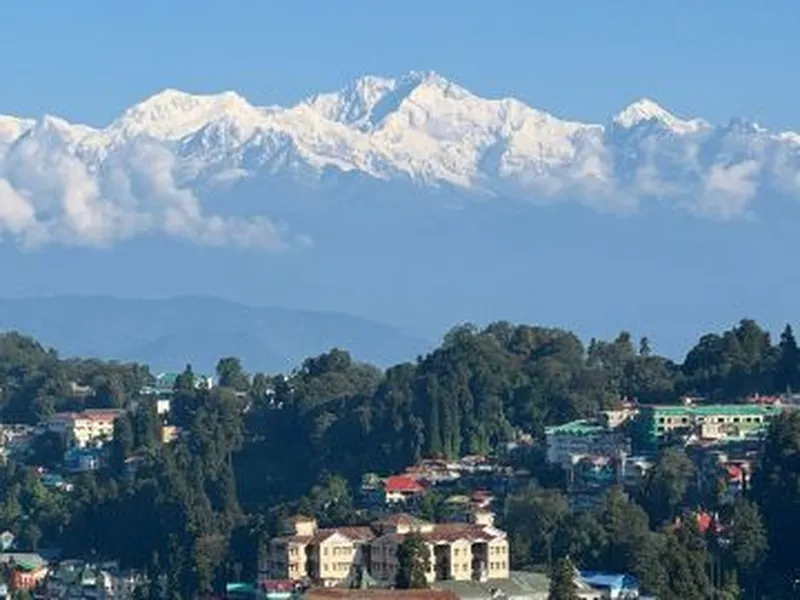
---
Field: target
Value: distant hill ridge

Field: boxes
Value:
[0,296,430,373]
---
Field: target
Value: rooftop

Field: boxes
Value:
[384,475,425,493]
[644,404,782,416]
[545,419,609,436]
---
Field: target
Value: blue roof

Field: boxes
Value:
[580,571,639,591]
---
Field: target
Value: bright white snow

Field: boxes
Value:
[0,70,799,247]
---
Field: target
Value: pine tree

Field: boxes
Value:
[395,532,431,589]
[778,324,800,392]
[549,557,579,600]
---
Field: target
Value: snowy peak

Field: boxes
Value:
[108,88,261,141]
[0,115,36,145]
[304,75,398,126]
[0,70,799,231]
[303,70,472,131]
[613,97,707,134]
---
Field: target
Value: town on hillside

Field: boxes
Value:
[0,346,796,600]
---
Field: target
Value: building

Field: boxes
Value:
[46,409,124,448]
[140,372,216,397]
[0,553,49,591]
[64,447,104,472]
[44,559,142,600]
[0,425,34,464]
[264,516,375,586]
[579,572,642,599]
[638,404,782,445]
[383,475,426,504]
[264,512,509,588]
[545,420,630,468]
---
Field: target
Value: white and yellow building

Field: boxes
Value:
[264,511,509,588]
[46,409,123,448]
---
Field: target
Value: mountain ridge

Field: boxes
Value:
[2,70,799,251]
[0,295,431,373]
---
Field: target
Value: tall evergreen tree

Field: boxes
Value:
[549,557,579,600]
[395,532,431,589]
[777,324,800,392]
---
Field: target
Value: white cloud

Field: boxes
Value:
[0,134,306,250]
[693,161,761,219]
[0,179,37,237]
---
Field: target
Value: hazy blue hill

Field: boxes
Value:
[0,296,431,373]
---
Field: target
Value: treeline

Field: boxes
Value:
[2,318,800,597]
[0,332,150,424]
[240,319,800,504]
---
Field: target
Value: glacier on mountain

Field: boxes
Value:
[0,70,799,247]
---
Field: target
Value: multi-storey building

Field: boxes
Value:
[544,420,630,468]
[638,403,783,445]
[263,511,510,588]
[46,409,123,448]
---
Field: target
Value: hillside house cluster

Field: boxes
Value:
[545,396,791,508]
[263,511,510,589]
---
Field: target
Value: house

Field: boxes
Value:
[4,554,49,591]
[265,512,510,588]
[155,398,171,415]
[161,425,181,444]
[0,425,34,464]
[46,409,123,448]
[383,475,426,504]
[579,572,641,599]
[64,446,104,472]
[258,580,300,599]
[142,372,216,397]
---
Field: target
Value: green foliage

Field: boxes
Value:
[752,411,800,596]
[216,357,250,392]
[640,447,695,525]
[2,318,800,599]
[505,486,568,569]
[395,531,431,589]
[548,556,579,600]
[0,331,150,423]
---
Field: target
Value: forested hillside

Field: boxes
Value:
[1,317,800,598]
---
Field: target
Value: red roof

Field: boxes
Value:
[384,475,425,493]
[726,465,744,480]
[262,580,295,592]
[697,511,713,534]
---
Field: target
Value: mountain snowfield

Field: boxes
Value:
[1,70,800,248]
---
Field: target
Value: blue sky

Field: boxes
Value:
[0,0,797,129]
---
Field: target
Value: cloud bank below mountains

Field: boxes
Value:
[2,71,800,249]
[0,136,303,250]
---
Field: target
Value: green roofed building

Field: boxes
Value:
[545,419,630,467]
[639,403,783,444]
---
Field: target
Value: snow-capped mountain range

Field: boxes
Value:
[1,70,799,248]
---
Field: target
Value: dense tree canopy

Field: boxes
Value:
[1,316,800,598]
